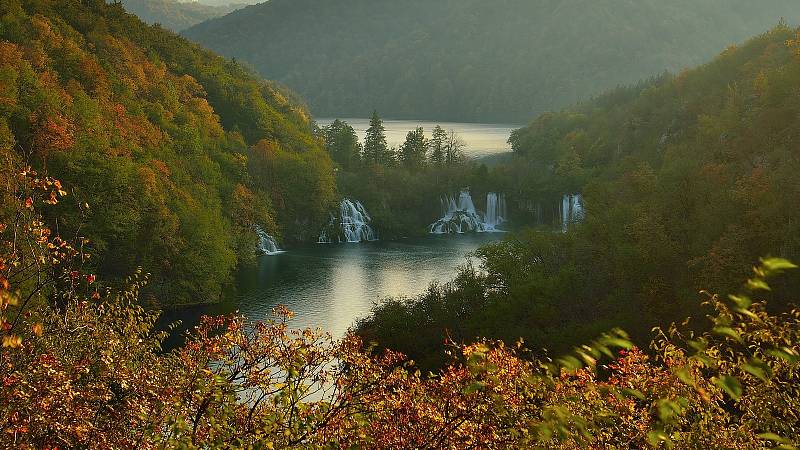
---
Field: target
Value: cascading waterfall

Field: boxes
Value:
[484,192,507,231]
[255,226,283,255]
[430,190,485,234]
[318,199,378,244]
[429,189,507,234]
[560,193,584,232]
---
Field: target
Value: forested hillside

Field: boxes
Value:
[0,0,335,305]
[120,0,243,32]
[184,0,798,123]
[359,26,800,369]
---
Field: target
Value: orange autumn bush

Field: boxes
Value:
[1,171,799,448]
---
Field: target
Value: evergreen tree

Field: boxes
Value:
[429,125,447,167]
[384,146,399,168]
[400,127,428,171]
[323,119,361,170]
[363,111,388,165]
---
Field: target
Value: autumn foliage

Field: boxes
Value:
[0,0,336,305]
[1,170,798,448]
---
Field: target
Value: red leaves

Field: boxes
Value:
[31,113,75,156]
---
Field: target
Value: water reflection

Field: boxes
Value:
[162,234,501,346]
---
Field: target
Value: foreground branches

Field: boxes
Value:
[2,173,799,448]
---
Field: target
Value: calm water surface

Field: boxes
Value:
[166,234,502,341]
[316,118,519,158]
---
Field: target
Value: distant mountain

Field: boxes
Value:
[193,0,259,6]
[183,0,799,123]
[120,0,244,32]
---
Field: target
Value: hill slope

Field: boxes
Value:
[120,0,244,32]
[359,26,800,368]
[184,0,799,123]
[0,0,335,304]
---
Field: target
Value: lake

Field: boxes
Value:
[164,119,517,343]
[164,234,503,342]
[316,118,519,158]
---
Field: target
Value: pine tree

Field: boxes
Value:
[400,127,428,171]
[429,125,447,167]
[363,110,388,166]
[323,119,361,170]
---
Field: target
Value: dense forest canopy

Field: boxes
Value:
[0,0,336,305]
[359,26,800,369]
[2,162,800,447]
[1,0,800,446]
[184,0,799,123]
[119,0,244,32]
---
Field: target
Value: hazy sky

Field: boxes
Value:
[191,0,263,6]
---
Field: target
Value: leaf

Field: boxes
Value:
[757,432,791,444]
[647,430,674,448]
[656,399,683,422]
[1,335,22,348]
[604,337,634,350]
[714,375,742,400]
[557,355,584,372]
[673,367,694,386]
[463,381,486,394]
[728,294,752,310]
[760,258,798,272]
[742,358,772,381]
[767,348,799,364]
[746,278,771,291]
[712,326,742,342]
[621,388,646,400]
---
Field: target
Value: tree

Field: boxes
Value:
[323,119,361,170]
[444,129,466,166]
[399,126,428,171]
[363,110,388,166]
[429,125,447,167]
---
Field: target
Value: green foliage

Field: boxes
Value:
[359,28,800,368]
[362,110,388,166]
[184,0,799,122]
[3,188,800,448]
[399,126,428,171]
[0,0,335,304]
[320,118,361,170]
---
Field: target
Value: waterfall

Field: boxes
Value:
[318,199,378,244]
[255,226,283,255]
[484,192,507,231]
[429,189,507,234]
[560,193,584,232]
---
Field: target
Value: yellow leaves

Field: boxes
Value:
[1,289,18,307]
[787,32,800,58]
[32,323,43,337]
[2,334,22,348]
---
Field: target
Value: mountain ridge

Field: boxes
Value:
[184,0,800,122]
